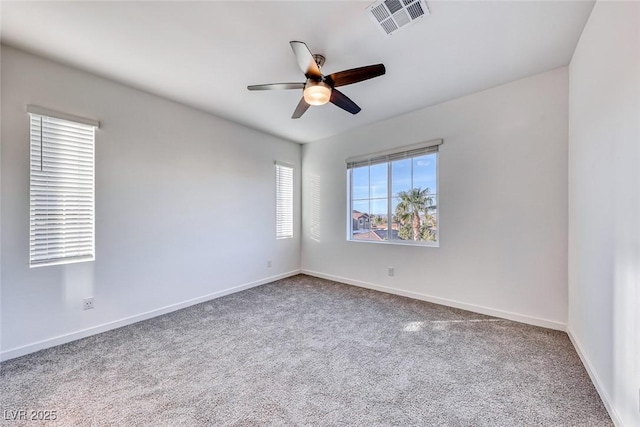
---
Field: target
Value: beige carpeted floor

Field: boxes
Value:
[0,274,611,426]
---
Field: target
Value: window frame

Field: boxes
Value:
[275,161,294,240]
[28,105,99,268]
[346,140,441,247]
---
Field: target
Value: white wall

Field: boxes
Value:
[301,68,569,329]
[568,2,640,426]
[0,45,301,360]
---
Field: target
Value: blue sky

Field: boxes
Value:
[352,153,437,216]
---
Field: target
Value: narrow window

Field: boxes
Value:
[28,106,99,267]
[347,140,441,246]
[275,162,293,239]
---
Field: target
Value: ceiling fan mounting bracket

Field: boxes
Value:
[312,54,325,69]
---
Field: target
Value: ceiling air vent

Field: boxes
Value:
[367,0,430,36]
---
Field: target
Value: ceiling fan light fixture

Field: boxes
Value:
[303,80,331,106]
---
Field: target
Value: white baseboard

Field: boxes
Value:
[0,270,301,362]
[301,269,566,331]
[566,327,624,426]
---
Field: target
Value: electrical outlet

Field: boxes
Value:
[83,297,94,310]
[267,260,272,268]
[387,267,394,277]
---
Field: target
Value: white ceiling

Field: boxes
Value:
[1,1,594,143]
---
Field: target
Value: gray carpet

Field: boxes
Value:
[1,274,611,426]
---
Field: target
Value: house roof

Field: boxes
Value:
[352,211,370,220]
[352,231,383,241]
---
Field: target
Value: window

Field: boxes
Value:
[28,106,99,267]
[275,162,293,239]
[347,140,441,245]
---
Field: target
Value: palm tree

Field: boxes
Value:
[420,213,437,241]
[394,188,434,240]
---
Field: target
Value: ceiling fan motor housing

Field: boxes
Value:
[312,54,326,70]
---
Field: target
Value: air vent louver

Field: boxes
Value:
[367,0,429,36]
[371,4,390,22]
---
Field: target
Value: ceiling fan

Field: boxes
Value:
[247,41,386,119]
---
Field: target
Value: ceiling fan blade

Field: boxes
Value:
[327,64,386,88]
[292,97,310,119]
[330,89,361,115]
[290,41,322,80]
[247,83,305,91]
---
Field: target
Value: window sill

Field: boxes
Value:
[347,239,439,248]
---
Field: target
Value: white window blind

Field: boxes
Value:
[346,139,443,169]
[29,108,98,267]
[275,162,293,239]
